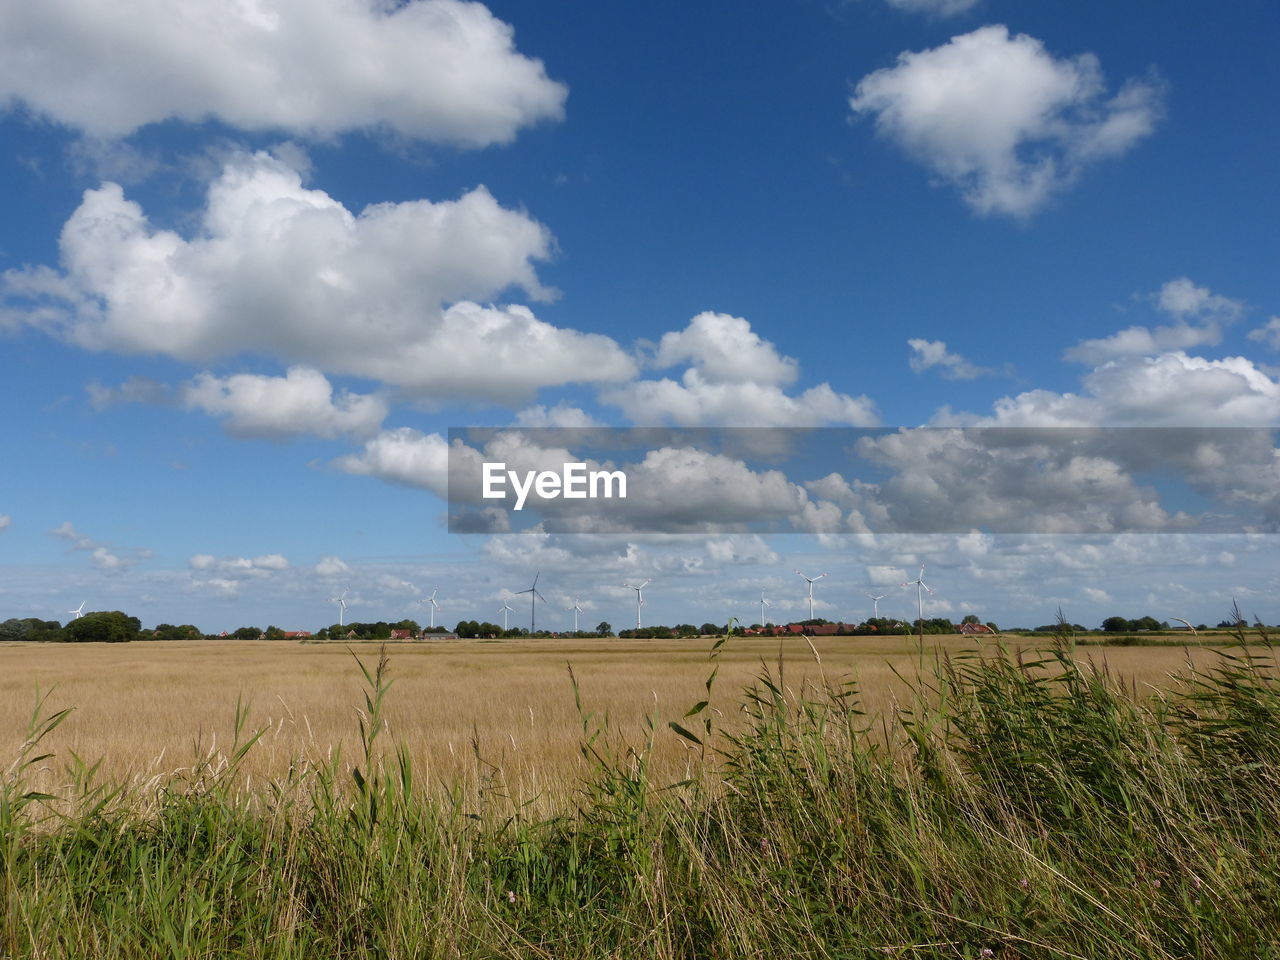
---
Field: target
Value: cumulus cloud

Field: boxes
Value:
[651,312,797,387]
[6,151,635,405]
[1065,278,1243,365]
[334,427,451,495]
[852,429,1185,534]
[1064,323,1221,366]
[972,353,1280,427]
[0,514,9,531]
[602,313,876,426]
[515,404,602,428]
[1248,318,1280,352]
[315,556,349,578]
[602,372,879,427]
[850,25,1162,217]
[907,338,989,379]
[0,0,566,144]
[1157,277,1244,321]
[184,366,386,438]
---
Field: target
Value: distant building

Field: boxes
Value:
[959,622,996,636]
[389,629,416,640]
[282,630,312,639]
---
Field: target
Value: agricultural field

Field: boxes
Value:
[5,631,1280,958]
[0,633,1233,808]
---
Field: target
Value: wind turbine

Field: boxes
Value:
[901,566,934,639]
[624,578,652,630]
[516,573,546,633]
[498,601,514,631]
[759,590,772,626]
[569,598,584,633]
[328,589,348,627]
[69,601,86,620]
[867,593,886,620]
[419,588,440,628]
[795,570,827,621]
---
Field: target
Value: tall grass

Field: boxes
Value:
[4,623,1280,958]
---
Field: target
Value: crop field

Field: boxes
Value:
[0,633,1233,808]
[5,630,1280,958]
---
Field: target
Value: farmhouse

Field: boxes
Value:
[959,622,996,636]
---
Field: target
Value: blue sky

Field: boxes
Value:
[1,0,1277,632]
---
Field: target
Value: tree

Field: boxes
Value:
[962,614,980,625]
[1102,616,1130,633]
[595,621,613,637]
[149,623,201,642]
[232,626,261,641]
[0,618,64,642]
[264,625,286,641]
[63,611,140,643]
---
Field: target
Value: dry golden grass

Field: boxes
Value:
[0,633,1250,812]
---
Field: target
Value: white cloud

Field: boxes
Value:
[334,427,451,496]
[0,514,10,531]
[849,429,1185,534]
[1157,277,1243,321]
[515,404,601,428]
[1064,323,1221,365]
[51,520,97,551]
[973,353,1280,427]
[50,520,141,572]
[907,338,989,379]
[850,25,1162,217]
[315,556,349,578]
[884,0,978,16]
[6,151,635,405]
[183,367,386,438]
[867,565,908,585]
[602,313,876,427]
[1248,318,1280,352]
[189,553,289,577]
[0,0,566,145]
[602,371,879,427]
[1065,278,1243,365]
[651,312,797,387]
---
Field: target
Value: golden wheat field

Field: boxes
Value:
[0,634,1252,812]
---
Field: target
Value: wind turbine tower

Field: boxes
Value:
[69,601,86,620]
[795,570,827,621]
[420,588,440,629]
[624,579,652,630]
[516,573,547,633]
[570,598,584,633]
[499,601,514,631]
[329,589,348,627]
[759,590,772,626]
[867,593,886,620]
[901,566,934,640]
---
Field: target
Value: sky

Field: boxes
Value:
[0,0,1277,633]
